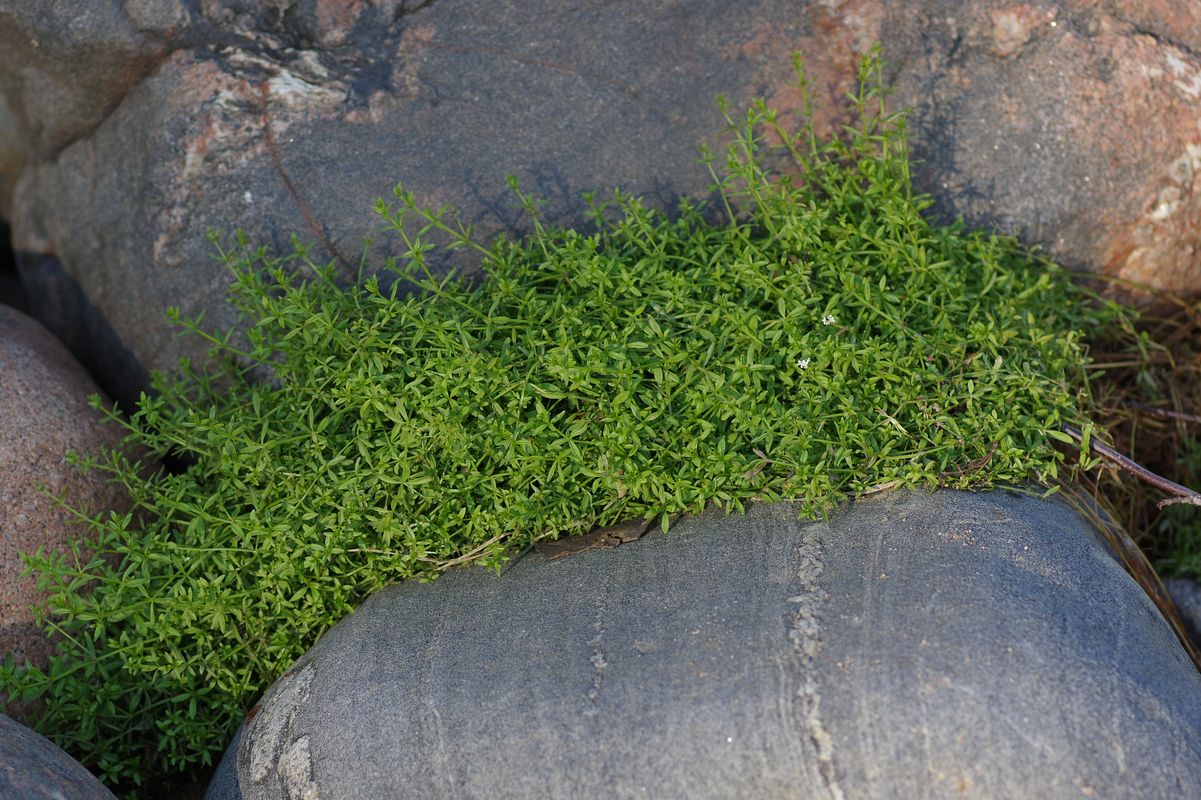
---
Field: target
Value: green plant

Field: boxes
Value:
[1,52,1124,793]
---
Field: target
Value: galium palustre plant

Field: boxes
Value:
[2,53,1124,792]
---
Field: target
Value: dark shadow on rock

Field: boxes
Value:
[15,251,149,415]
[0,221,28,313]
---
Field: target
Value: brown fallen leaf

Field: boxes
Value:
[534,517,654,560]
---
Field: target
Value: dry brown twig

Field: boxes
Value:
[1118,400,1201,425]
[1062,425,1201,509]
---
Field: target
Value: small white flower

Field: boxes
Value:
[796,358,810,370]
[821,314,836,326]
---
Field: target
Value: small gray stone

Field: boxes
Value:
[0,714,116,800]
[206,490,1201,799]
[1167,577,1201,651]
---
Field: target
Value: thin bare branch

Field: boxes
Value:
[1118,401,1201,425]
[1062,425,1201,509]
[1158,495,1201,509]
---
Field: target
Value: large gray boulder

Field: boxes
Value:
[8,0,820,409]
[205,490,1201,799]
[5,2,1201,408]
[887,3,1201,300]
[0,714,117,800]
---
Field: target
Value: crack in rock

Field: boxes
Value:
[585,597,607,715]
[789,521,845,800]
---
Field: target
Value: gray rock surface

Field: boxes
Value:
[1167,577,1201,651]
[0,0,173,157]
[0,714,117,800]
[205,490,1201,800]
[0,91,28,221]
[6,2,1201,405]
[0,306,127,696]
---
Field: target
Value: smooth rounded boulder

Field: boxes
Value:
[0,305,127,688]
[205,490,1201,799]
[0,714,116,800]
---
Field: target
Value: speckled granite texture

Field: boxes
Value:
[0,305,126,676]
